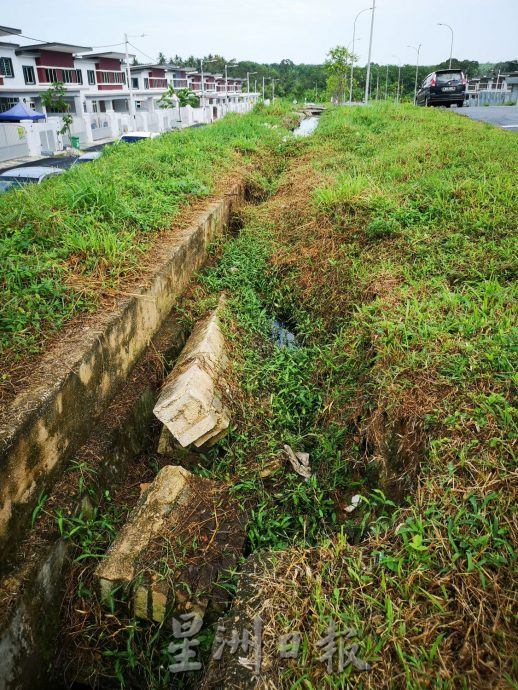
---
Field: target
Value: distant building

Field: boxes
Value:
[0,25,257,161]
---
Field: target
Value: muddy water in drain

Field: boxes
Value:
[271,319,297,348]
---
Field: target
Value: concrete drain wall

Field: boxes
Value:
[0,182,244,564]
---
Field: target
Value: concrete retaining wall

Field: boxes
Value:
[0,182,244,563]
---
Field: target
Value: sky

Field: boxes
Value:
[2,0,518,67]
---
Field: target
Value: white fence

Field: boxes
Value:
[0,96,257,163]
[0,122,29,162]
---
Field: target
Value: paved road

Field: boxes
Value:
[459,106,518,132]
[0,141,114,173]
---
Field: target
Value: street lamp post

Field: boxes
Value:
[247,71,257,94]
[200,58,217,123]
[349,7,372,105]
[124,32,146,123]
[407,43,422,105]
[437,23,454,69]
[225,61,236,110]
[364,0,376,104]
[271,78,279,102]
[392,55,401,103]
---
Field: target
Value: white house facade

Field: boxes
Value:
[0,25,258,161]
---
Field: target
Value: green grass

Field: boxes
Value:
[49,103,516,688]
[184,103,517,688]
[0,103,295,385]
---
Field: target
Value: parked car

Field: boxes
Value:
[0,166,64,191]
[416,69,467,108]
[0,179,17,194]
[72,151,102,165]
[117,131,160,144]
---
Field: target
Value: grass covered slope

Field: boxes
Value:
[0,105,296,393]
[192,104,517,688]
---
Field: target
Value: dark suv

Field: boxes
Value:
[416,69,467,108]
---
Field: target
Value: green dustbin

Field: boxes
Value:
[70,135,80,149]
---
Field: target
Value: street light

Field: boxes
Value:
[247,71,257,94]
[364,0,376,104]
[349,7,372,105]
[200,58,217,122]
[225,61,236,107]
[271,77,280,102]
[124,32,146,122]
[392,54,401,104]
[407,44,422,105]
[437,23,454,69]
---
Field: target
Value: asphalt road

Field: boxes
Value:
[458,106,518,132]
[0,141,113,173]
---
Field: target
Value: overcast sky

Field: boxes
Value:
[3,0,517,66]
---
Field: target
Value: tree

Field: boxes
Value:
[40,81,73,140]
[325,46,352,104]
[158,84,178,109]
[157,52,167,64]
[176,88,199,107]
[131,56,140,66]
[158,85,199,109]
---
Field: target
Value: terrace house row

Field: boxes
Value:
[0,25,257,156]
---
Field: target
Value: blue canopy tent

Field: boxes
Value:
[0,102,45,122]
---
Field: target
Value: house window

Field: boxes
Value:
[44,68,58,83]
[92,100,98,113]
[62,69,74,83]
[0,57,14,78]
[23,65,36,84]
[144,78,150,89]
[0,97,18,112]
[87,70,96,85]
[132,77,139,89]
[76,69,83,85]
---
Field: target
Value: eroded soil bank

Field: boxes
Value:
[6,104,517,690]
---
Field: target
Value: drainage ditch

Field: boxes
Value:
[0,113,352,690]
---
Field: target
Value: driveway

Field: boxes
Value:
[459,106,518,132]
[0,141,114,174]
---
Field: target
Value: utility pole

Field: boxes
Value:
[364,0,376,104]
[271,77,279,102]
[200,58,216,123]
[407,44,422,105]
[438,23,454,69]
[124,33,136,123]
[385,64,389,100]
[201,58,205,121]
[225,61,236,110]
[225,63,229,108]
[376,69,380,100]
[247,71,257,99]
[391,56,401,103]
[350,6,372,105]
